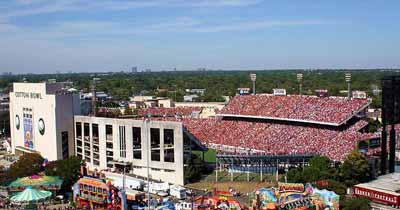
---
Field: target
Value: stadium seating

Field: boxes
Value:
[146,94,377,161]
[152,116,373,161]
[219,95,370,125]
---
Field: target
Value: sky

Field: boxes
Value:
[0,0,399,74]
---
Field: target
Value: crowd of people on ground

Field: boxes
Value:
[219,94,369,124]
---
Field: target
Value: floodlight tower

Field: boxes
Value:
[91,78,100,116]
[345,73,352,100]
[250,73,257,95]
[296,73,303,96]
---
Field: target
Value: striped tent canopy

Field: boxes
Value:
[8,175,63,191]
[10,186,52,203]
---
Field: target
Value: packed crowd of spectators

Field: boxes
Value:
[219,94,370,124]
[154,117,373,161]
[138,107,201,117]
[182,119,372,161]
[147,94,376,161]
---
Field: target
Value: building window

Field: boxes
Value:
[150,128,160,148]
[106,125,113,141]
[164,149,174,162]
[92,124,99,145]
[132,127,142,159]
[164,129,174,146]
[61,131,69,159]
[164,129,174,162]
[76,122,82,139]
[150,128,160,161]
[92,124,99,138]
[151,149,160,161]
[84,123,90,138]
[119,126,126,158]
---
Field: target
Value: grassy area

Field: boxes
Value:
[192,149,216,163]
[185,170,278,194]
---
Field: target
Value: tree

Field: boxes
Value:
[5,153,44,183]
[324,180,347,196]
[184,154,207,183]
[45,156,84,190]
[1,153,44,185]
[287,156,337,183]
[341,197,370,210]
[340,151,371,187]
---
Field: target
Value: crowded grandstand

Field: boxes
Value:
[140,94,380,162]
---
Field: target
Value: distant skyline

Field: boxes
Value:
[0,0,399,74]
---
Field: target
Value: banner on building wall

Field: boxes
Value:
[24,115,33,149]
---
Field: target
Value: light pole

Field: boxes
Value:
[91,78,100,116]
[345,73,352,100]
[296,73,303,96]
[250,74,257,95]
[121,165,127,210]
[144,117,151,209]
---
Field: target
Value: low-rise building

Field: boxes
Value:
[74,116,186,185]
[353,173,400,209]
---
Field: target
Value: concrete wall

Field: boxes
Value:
[74,116,185,185]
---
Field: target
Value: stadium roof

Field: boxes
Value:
[217,94,371,126]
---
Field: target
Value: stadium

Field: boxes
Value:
[139,93,381,173]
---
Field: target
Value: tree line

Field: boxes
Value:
[1,69,400,106]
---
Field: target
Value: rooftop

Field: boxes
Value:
[355,173,400,195]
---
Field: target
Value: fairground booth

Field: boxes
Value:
[7,175,63,195]
[249,182,339,210]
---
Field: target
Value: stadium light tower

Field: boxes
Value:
[345,73,352,100]
[250,73,257,95]
[91,78,100,116]
[296,73,303,96]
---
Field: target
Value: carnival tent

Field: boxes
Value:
[10,186,52,203]
[8,175,63,191]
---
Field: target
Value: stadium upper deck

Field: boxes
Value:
[218,94,371,126]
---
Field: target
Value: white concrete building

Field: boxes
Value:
[9,82,80,160]
[74,116,186,185]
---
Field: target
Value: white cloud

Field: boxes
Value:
[1,0,264,20]
[1,18,329,42]
[193,20,329,33]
